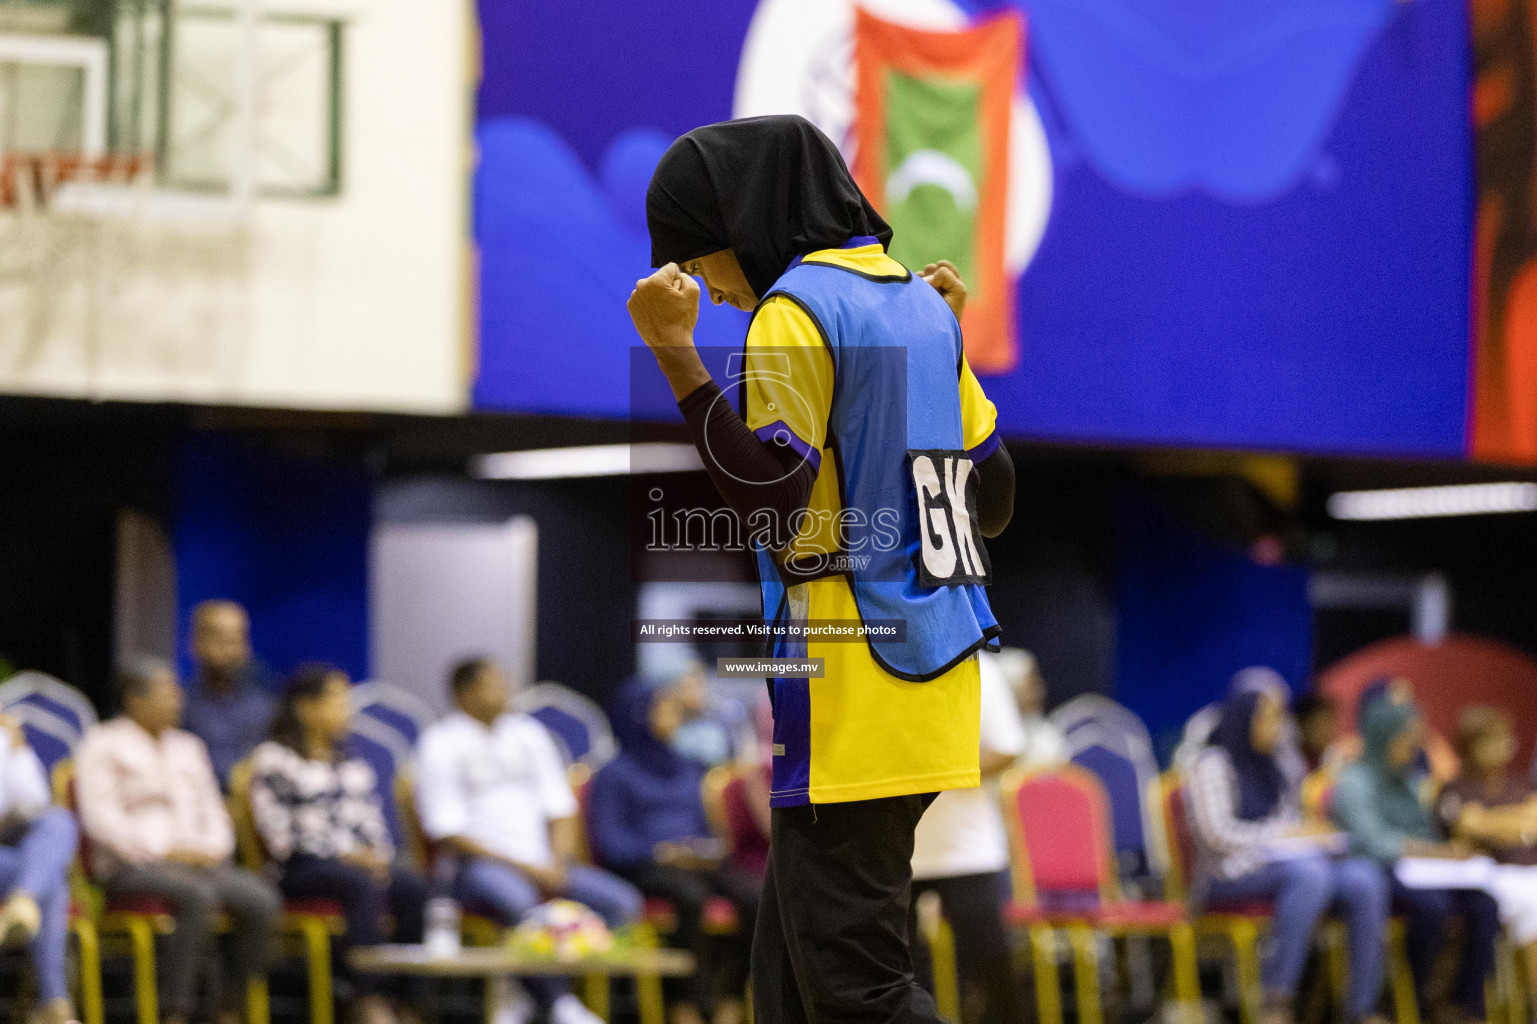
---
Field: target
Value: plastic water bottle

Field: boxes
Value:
[424,897,462,958]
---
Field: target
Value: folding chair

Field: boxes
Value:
[350,680,435,846]
[1000,764,1201,1024]
[1052,695,1169,884]
[0,678,104,1024]
[699,766,778,1024]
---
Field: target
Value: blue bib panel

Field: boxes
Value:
[752,259,1000,680]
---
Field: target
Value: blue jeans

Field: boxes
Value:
[456,859,644,1005]
[1205,855,1388,1019]
[0,808,78,1005]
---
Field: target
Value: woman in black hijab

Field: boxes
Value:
[628,114,1015,1024]
[629,116,1004,532]
[646,115,894,305]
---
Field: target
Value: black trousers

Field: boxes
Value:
[625,862,760,1011]
[909,870,1022,1024]
[1391,877,1501,1018]
[753,794,946,1024]
[280,855,428,997]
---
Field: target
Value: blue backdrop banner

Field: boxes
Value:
[474,0,1472,458]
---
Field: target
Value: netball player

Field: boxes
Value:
[628,114,1013,1024]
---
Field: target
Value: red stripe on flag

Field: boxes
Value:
[853,8,1024,374]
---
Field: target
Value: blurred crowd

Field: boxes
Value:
[3,602,1537,1024]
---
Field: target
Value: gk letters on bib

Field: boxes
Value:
[908,449,991,587]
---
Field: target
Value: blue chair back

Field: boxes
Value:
[514,683,616,767]
[1050,695,1168,882]
[349,681,435,844]
[0,672,99,773]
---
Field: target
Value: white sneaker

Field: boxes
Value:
[550,994,605,1024]
[0,894,41,946]
[488,980,536,1024]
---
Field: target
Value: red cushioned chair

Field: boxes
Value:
[1000,764,1201,1024]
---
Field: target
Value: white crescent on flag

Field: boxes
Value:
[733,0,1052,277]
[885,149,979,211]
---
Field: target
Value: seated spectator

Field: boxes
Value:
[590,676,758,1024]
[76,657,280,1024]
[181,600,275,790]
[909,649,1028,1024]
[1291,693,1337,773]
[1436,706,1537,1004]
[416,657,641,1024]
[1333,694,1499,1024]
[1329,678,1458,785]
[1178,667,1308,787]
[1187,688,1388,1024]
[997,648,1066,768]
[249,664,427,1024]
[0,711,78,1024]
[668,661,736,768]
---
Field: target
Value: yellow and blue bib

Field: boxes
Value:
[739,240,1002,806]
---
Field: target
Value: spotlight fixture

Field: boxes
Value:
[1326,482,1537,521]
[470,443,703,480]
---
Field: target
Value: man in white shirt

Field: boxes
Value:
[416,658,643,1024]
[909,649,1032,1024]
[0,711,78,1024]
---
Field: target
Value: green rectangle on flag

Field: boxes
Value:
[882,69,983,292]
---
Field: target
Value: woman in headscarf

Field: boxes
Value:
[1333,696,1500,1024]
[588,676,758,1024]
[1174,666,1308,785]
[1329,677,1458,783]
[627,114,1015,1024]
[1186,688,1389,1024]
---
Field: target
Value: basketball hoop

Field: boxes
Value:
[0,152,153,208]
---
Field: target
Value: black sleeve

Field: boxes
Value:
[975,441,1014,538]
[677,381,817,549]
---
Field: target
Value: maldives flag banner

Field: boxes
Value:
[853,8,1023,374]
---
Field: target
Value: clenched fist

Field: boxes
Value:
[920,260,967,319]
[628,262,712,400]
[628,263,700,351]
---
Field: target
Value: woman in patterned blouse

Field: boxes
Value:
[250,664,427,1024]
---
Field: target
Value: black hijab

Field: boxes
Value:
[1210,689,1286,821]
[646,115,893,300]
